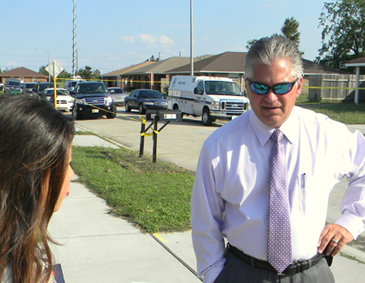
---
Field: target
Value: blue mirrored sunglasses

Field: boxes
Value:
[246,78,299,95]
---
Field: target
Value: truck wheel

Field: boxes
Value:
[125,102,131,112]
[106,105,117,119]
[139,103,145,114]
[72,105,83,120]
[202,108,212,126]
[173,104,184,119]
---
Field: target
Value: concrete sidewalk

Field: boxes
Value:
[48,181,201,283]
[48,126,365,283]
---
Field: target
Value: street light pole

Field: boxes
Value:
[36,48,50,82]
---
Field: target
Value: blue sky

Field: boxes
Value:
[1,0,328,75]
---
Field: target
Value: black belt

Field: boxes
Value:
[227,244,324,276]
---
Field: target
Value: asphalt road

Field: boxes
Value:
[69,106,226,172]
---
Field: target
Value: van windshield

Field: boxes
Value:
[205,81,242,96]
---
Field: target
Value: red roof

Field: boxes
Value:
[0,67,47,78]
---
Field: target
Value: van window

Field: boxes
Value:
[205,81,242,96]
[196,81,204,95]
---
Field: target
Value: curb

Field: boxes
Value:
[341,245,365,264]
[75,125,130,150]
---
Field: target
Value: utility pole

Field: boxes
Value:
[72,0,77,77]
[76,49,79,76]
[190,0,194,76]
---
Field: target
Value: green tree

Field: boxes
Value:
[318,0,365,69]
[246,16,304,55]
[77,66,101,80]
[58,70,71,79]
[246,39,258,50]
[38,65,48,76]
[78,65,93,80]
[281,17,302,55]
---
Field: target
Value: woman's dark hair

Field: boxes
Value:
[0,95,75,282]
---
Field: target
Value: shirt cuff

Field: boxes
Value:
[336,211,365,239]
[203,265,224,283]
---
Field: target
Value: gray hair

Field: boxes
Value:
[244,35,303,79]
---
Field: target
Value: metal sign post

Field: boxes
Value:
[152,115,159,163]
[45,60,63,109]
[138,110,182,163]
[139,118,154,157]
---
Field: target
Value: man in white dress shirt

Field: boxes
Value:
[190,35,365,283]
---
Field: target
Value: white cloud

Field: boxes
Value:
[103,54,123,61]
[127,51,147,59]
[6,61,17,67]
[184,38,195,43]
[54,59,68,67]
[137,34,157,44]
[121,34,174,47]
[231,46,246,52]
[122,36,135,43]
[159,35,174,45]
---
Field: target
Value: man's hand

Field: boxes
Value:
[317,224,354,256]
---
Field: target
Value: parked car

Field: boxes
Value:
[42,88,75,112]
[124,89,168,114]
[64,79,84,95]
[32,82,54,100]
[72,81,116,120]
[4,79,22,95]
[108,87,127,106]
[21,82,37,96]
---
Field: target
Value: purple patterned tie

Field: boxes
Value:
[267,129,292,273]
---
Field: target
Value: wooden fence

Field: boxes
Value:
[307,74,365,102]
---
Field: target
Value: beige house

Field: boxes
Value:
[122,57,201,92]
[102,52,356,100]
[0,67,47,84]
[101,61,156,88]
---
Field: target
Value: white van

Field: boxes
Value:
[168,76,250,126]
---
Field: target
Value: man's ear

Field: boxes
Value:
[296,77,303,98]
[244,79,250,98]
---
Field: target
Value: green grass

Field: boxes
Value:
[71,146,195,233]
[296,95,365,124]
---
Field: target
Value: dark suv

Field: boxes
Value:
[72,81,116,120]
[4,79,22,95]
[21,82,37,96]
[32,82,54,100]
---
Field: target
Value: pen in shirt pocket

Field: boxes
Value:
[300,173,307,214]
[301,173,307,189]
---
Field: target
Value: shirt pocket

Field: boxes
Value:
[297,173,329,216]
[297,173,318,215]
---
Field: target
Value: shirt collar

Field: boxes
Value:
[249,107,299,146]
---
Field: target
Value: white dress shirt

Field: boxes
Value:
[190,106,365,283]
